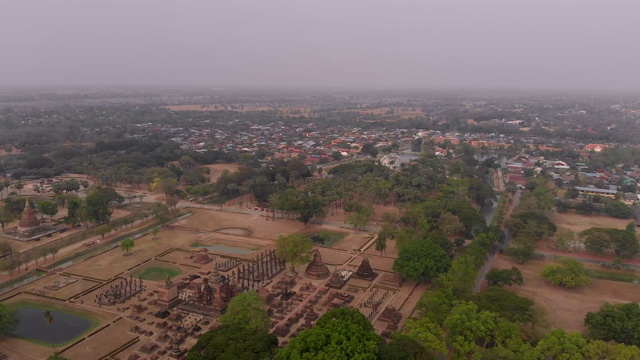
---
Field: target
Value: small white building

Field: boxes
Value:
[378,153,402,170]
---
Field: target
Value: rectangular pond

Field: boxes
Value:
[13,306,93,345]
[200,244,254,255]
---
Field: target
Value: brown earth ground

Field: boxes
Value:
[0,147,20,156]
[551,212,633,233]
[490,254,639,333]
[0,206,422,359]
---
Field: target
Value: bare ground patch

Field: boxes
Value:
[490,254,639,332]
[552,212,633,233]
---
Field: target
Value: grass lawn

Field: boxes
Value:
[585,269,640,283]
[134,266,182,281]
[304,230,348,247]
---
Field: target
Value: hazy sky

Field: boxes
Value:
[1,0,639,91]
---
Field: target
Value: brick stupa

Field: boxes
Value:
[304,250,330,280]
[352,257,378,281]
[18,199,41,233]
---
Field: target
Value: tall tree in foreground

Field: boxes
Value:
[187,324,278,360]
[276,308,382,360]
[219,291,270,333]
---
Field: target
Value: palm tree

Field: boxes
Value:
[44,310,54,349]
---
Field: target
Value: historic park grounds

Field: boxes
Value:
[0,207,424,360]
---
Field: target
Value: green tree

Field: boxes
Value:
[47,352,71,360]
[0,204,12,231]
[584,302,640,346]
[37,200,59,220]
[554,227,574,251]
[151,202,171,224]
[276,308,382,360]
[443,301,524,359]
[533,329,587,360]
[0,303,18,336]
[346,203,374,230]
[393,239,451,282]
[375,233,387,256]
[360,143,379,158]
[605,201,633,218]
[401,317,447,358]
[0,240,14,258]
[65,197,82,228]
[486,267,524,287]
[94,224,111,239]
[219,291,270,333]
[275,234,313,274]
[584,339,640,360]
[120,238,134,255]
[470,286,534,323]
[379,333,433,360]
[540,258,591,288]
[151,226,160,240]
[14,181,24,196]
[506,235,536,264]
[84,191,113,225]
[581,227,640,258]
[437,212,464,237]
[44,309,54,348]
[187,324,278,360]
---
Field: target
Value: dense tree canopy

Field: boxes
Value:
[580,227,639,258]
[276,308,382,360]
[585,302,640,346]
[486,267,524,287]
[219,291,270,333]
[393,238,451,282]
[187,324,278,360]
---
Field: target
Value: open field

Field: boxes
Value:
[490,254,639,332]
[181,208,306,240]
[204,163,241,183]
[63,231,183,280]
[552,212,633,233]
[26,274,99,300]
